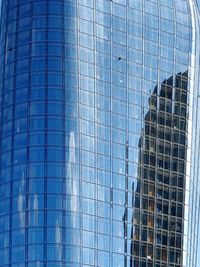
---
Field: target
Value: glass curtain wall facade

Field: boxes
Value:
[0,0,200,267]
[130,72,188,267]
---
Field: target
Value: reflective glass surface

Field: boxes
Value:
[0,0,200,267]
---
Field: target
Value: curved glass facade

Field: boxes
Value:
[0,0,200,267]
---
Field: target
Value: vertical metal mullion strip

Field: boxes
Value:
[124,143,128,267]
[93,1,98,266]
[43,1,48,266]
[76,1,82,265]
[61,0,65,265]
[110,1,113,266]
[190,26,200,265]
[0,0,7,179]
[124,3,129,266]
[127,4,134,265]
[194,81,200,266]
[168,2,177,265]
[154,2,161,266]
[140,1,145,265]
[192,108,199,266]
[9,1,19,266]
[0,0,9,265]
[25,1,33,266]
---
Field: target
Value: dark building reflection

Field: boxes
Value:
[129,71,188,266]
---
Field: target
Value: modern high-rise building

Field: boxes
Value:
[0,0,200,267]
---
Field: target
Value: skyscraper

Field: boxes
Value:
[0,0,200,267]
[129,71,189,267]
